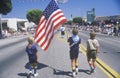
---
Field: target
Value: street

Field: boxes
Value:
[0,31,120,78]
[79,31,120,74]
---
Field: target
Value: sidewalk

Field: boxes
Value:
[0,35,28,49]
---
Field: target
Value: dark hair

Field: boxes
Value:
[72,28,78,35]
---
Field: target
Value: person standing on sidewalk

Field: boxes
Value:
[26,37,38,77]
[86,32,100,73]
[67,28,81,77]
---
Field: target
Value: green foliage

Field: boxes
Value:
[0,0,12,15]
[73,17,82,25]
[67,20,73,25]
[26,9,43,25]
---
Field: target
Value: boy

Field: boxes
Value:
[86,32,100,73]
[67,28,81,77]
[26,37,38,77]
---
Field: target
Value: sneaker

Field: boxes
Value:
[90,68,95,73]
[34,73,38,77]
[72,72,76,77]
[75,68,79,75]
[29,71,32,74]
[92,69,96,73]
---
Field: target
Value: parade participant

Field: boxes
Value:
[60,25,65,38]
[67,28,81,77]
[26,37,38,77]
[86,32,99,73]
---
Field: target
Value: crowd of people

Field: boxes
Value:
[78,23,120,36]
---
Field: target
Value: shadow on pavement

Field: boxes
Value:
[53,68,91,77]
[78,69,91,75]
[18,73,29,78]
[24,62,48,69]
[18,62,48,78]
[53,68,72,77]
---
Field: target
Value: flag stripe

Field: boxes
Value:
[34,0,67,51]
[44,32,54,51]
[34,17,46,39]
[35,16,45,35]
[54,17,67,29]
[41,16,66,49]
[35,9,63,44]
[35,9,63,39]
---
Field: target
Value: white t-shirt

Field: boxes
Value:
[60,26,65,31]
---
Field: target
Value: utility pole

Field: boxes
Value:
[0,14,3,38]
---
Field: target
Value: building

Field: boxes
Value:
[87,8,95,24]
[0,18,28,31]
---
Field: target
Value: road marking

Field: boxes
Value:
[80,44,120,78]
[57,32,120,78]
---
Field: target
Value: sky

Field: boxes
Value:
[2,0,120,20]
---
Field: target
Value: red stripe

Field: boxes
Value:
[35,10,62,39]
[54,19,67,29]
[35,9,67,51]
[35,11,63,45]
[35,19,46,40]
[41,15,67,49]
[39,12,64,47]
[40,23,53,47]
[44,31,54,51]
[34,17,45,38]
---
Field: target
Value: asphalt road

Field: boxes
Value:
[78,31,120,74]
[0,31,119,78]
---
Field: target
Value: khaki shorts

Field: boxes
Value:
[87,50,97,60]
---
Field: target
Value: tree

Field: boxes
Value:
[0,0,12,15]
[67,20,73,25]
[0,0,12,38]
[26,9,43,25]
[73,17,82,25]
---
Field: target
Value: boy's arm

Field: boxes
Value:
[86,41,89,53]
[36,52,38,61]
[96,40,100,53]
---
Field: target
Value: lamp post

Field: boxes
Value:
[116,21,119,36]
[117,21,119,30]
[0,14,3,38]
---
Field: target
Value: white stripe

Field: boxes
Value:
[50,9,62,17]
[41,26,54,50]
[54,17,66,26]
[34,23,46,43]
[44,9,62,28]
[39,10,65,49]
[35,9,66,50]
[36,16,46,33]
[52,13,64,21]
[37,20,53,46]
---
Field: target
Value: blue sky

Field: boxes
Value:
[3,0,120,20]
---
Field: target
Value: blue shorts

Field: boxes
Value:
[70,50,79,59]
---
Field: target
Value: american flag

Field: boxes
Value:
[34,0,67,51]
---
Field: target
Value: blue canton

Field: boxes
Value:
[43,0,59,20]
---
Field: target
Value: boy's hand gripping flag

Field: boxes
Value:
[34,0,67,51]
